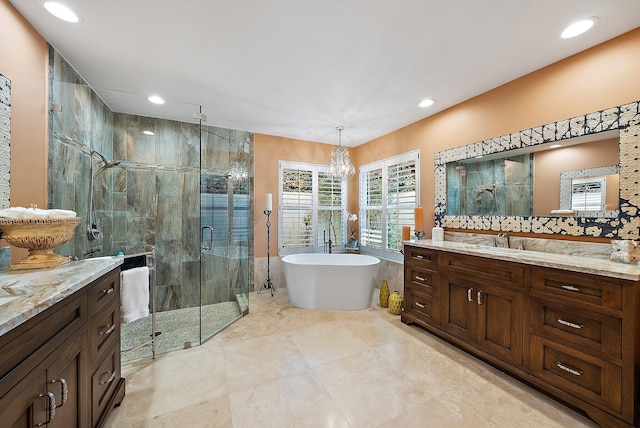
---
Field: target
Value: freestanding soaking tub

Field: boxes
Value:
[282,253,380,310]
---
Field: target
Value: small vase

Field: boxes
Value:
[379,280,390,308]
[388,291,404,315]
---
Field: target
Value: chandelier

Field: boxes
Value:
[328,126,355,181]
[226,161,248,182]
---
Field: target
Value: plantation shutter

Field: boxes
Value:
[279,162,348,255]
[386,159,417,252]
[571,177,605,211]
[359,150,419,261]
[281,167,313,251]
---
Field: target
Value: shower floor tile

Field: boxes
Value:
[106,289,598,428]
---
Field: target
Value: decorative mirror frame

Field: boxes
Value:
[0,74,10,209]
[434,100,640,239]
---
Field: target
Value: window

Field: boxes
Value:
[571,176,606,211]
[279,161,346,255]
[359,150,419,261]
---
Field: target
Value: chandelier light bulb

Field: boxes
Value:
[328,126,355,181]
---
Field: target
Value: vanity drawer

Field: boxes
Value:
[405,287,438,323]
[531,268,623,310]
[530,335,622,413]
[442,253,524,289]
[405,266,437,295]
[404,246,438,270]
[91,347,121,426]
[530,298,622,358]
[89,268,120,313]
[91,305,119,362]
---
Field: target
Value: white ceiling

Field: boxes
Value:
[9,0,640,146]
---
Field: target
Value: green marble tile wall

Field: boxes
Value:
[47,46,254,317]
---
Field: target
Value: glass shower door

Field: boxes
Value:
[199,118,252,342]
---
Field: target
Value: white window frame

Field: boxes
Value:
[359,150,420,262]
[571,176,606,211]
[279,161,347,255]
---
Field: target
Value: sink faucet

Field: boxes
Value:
[495,233,510,249]
[83,246,102,258]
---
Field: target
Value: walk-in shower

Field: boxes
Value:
[47,48,253,363]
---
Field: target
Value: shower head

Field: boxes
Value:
[90,150,120,167]
[90,150,121,175]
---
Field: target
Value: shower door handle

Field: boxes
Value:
[201,226,214,250]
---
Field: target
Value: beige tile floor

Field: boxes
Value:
[105,289,598,428]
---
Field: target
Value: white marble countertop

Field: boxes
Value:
[0,257,124,336]
[406,240,640,281]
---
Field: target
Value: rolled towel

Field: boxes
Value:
[25,208,50,219]
[0,207,29,219]
[120,266,150,323]
[48,209,77,219]
[550,209,576,216]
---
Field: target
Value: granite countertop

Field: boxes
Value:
[0,257,124,336]
[406,239,640,281]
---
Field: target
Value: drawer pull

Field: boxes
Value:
[413,255,425,260]
[100,324,116,336]
[415,275,426,282]
[557,318,584,329]
[467,288,473,303]
[415,302,426,309]
[103,287,114,295]
[561,285,580,292]
[36,392,56,426]
[477,291,482,305]
[51,378,68,408]
[100,370,116,385]
[556,362,583,377]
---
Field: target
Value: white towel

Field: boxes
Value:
[120,266,150,323]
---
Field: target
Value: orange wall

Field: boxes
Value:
[253,134,335,257]
[533,138,619,215]
[352,27,640,240]
[0,0,48,258]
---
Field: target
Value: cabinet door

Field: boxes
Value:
[443,276,476,343]
[46,334,87,428]
[476,284,523,366]
[0,366,49,428]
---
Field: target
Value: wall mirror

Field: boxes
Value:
[434,100,640,239]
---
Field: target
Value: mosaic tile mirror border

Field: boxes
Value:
[434,100,640,239]
[0,74,9,209]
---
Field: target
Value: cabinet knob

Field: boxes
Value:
[36,392,56,426]
[103,287,114,295]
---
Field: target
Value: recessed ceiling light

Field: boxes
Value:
[561,17,597,39]
[418,98,435,108]
[549,144,562,149]
[44,2,79,23]
[148,95,165,105]
[143,130,155,136]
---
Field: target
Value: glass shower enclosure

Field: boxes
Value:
[47,47,253,361]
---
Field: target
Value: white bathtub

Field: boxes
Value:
[282,253,380,310]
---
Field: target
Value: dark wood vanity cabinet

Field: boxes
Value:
[402,245,640,428]
[0,267,125,428]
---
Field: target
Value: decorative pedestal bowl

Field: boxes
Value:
[0,217,82,270]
